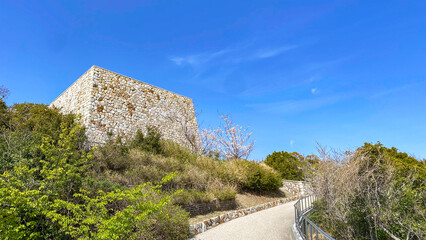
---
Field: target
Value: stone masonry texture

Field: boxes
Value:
[50,66,201,151]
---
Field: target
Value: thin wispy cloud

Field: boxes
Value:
[169,57,186,66]
[247,93,353,115]
[169,44,298,67]
[369,81,425,99]
[311,88,317,94]
[169,48,239,67]
[255,45,298,59]
[169,54,203,66]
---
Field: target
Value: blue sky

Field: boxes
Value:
[1,0,426,160]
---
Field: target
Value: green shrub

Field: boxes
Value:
[264,151,305,180]
[95,138,131,172]
[82,178,124,196]
[222,159,282,191]
[211,184,238,200]
[131,126,163,154]
[246,162,282,191]
[161,139,197,163]
[172,189,213,205]
[0,103,85,172]
[145,204,190,240]
[0,98,9,128]
[44,174,189,240]
[0,122,93,238]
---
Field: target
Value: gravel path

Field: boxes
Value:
[192,200,297,240]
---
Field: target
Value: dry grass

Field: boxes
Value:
[235,189,286,208]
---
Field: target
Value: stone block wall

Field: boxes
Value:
[50,66,201,151]
[49,67,94,128]
[281,180,312,197]
[183,199,237,217]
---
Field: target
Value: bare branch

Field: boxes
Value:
[0,86,9,99]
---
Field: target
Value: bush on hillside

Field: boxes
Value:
[246,162,282,191]
[43,173,189,240]
[0,102,85,172]
[264,151,305,180]
[95,138,131,172]
[161,139,198,163]
[131,126,163,154]
[172,189,213,205]
[223,159,282,191]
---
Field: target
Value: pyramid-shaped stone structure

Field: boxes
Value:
[50,66,201,151]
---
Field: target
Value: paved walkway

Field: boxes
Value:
[193,200,296,240]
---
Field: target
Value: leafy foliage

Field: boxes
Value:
[45,173,188,240]
[245,162,283,191]
[264,151,307,180]
[223,159,282,191]
[131,126,163,154]
[0,101,189,239]
[0,102,85,172]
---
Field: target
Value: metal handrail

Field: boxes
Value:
[294,196,334,240]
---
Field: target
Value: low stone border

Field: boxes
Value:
[183,199,237,217]
[189,195,300,236]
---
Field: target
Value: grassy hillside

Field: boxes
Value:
[0,101,282,239]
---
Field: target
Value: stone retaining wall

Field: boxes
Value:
[183,199,237,217]
[281,180,312,197]
[50,66,201,151]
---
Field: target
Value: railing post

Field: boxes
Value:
[295,207,297,224]
[304,217,307,237]
[303,198,308,210]
[316,228,319,240]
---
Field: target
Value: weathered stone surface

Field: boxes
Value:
[183,199,237,217]
[281,180,313,196]
[50,66,201,151]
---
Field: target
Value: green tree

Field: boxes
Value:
[0,122,92,239]
[264,151,304,180]
[0,102,85,172]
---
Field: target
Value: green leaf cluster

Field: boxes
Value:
[264,151,307,181]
